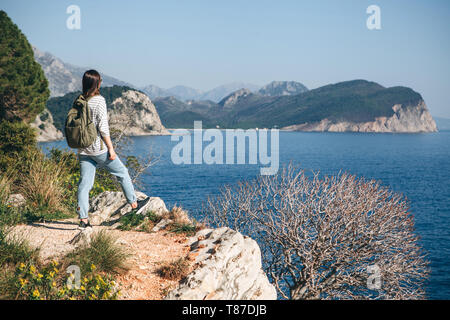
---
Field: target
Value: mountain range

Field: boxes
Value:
[33,47,437,136]
[32,47,134,97]
[33,47,307,102]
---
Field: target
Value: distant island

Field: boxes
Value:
[153,80,437,133]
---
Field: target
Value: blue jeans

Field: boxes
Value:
[77,152,137,219]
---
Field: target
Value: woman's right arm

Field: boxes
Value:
[102,135,116,160]
[97,97,116,160]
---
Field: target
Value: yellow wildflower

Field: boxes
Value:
[19,278,27,287]
[29,265,36,273]
[32,289,40,298]
[19,263,26,271]
[90,264,96,271]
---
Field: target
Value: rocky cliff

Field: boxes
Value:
[109,90,169,136]
[165,227,277,300]
[30,108,64,141]
[77,191,277,300]
[282,101,438,133]
[44,86,169,141]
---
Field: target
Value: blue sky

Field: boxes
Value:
[2,0,450,117]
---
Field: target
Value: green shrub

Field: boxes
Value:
[0,173,11,205]
[118,210,160,231]
[0,227,40,267]
[17,148,72,220]
[0,204,26,226]
[3,261,120,300]
[0,120,38,174]
[0,11,49,123]
[168,222,198,236]
[63,231,129,275]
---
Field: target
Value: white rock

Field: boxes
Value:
[109,90,169,136]
[151,219,173,232]
[7,194,26,207]
[282,101,438,133]
[68,227,94,246]
[89,191,168,225]
[30,108,64,142]
[165,227,277,300]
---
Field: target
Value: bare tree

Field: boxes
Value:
[203,165,429,299]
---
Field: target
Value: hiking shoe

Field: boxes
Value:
[78,220,92,230]
[134,197,151,215]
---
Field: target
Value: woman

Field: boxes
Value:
[76,70,141,229]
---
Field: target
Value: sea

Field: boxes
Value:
[40,130,450,299]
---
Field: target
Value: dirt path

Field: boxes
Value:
[10,220,193,300]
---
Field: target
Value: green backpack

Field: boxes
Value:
[64,94,99,149]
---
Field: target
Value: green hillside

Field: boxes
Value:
[153,80,423,129]
[225,80,423,128]
[153,97,227,128]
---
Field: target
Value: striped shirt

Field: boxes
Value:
[78,95,110,156]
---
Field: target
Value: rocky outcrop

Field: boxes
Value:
[88,191,168,225]
[69,191,276,299]
[219,88,254,108]
[30,108,64,141]
[109,90,169,136]
[165,227,277,300]
[7,194,26,207]
[282,101,438,133]
[258,81,308,97]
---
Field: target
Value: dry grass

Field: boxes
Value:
[0,172,13,205]
[163,205,191,225]
[63,230,130,275]
[156,257,190,281]
[17,149,68,215]
[162,206,207,236]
